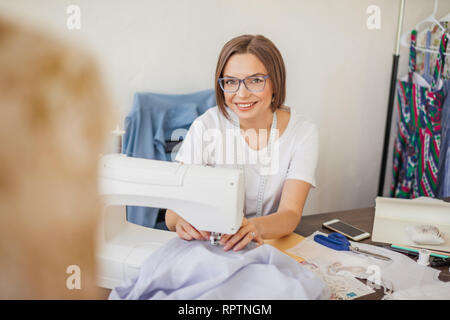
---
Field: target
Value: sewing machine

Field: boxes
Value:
[96,154,245,289]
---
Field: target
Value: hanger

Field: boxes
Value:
[400,0,449,56]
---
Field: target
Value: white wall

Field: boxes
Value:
[1,0,449,215]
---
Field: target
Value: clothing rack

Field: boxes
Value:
[377,0,449,196]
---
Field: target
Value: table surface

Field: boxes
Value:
[98,206,450,300]
[296,207,377,243]
[295,206,450,300]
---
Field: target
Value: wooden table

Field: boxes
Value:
[99,206,450,300]
[294,207,450,300]
[295,207,377,242]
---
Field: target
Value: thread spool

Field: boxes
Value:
[111,124,125,154]
[417,249,431,266]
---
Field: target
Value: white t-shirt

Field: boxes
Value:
[175,106,319,218]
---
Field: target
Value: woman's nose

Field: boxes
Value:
[236,81,251,98]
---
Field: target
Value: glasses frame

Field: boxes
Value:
[218,74,270,93]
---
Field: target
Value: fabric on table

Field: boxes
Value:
[109,237,328,300]
[390,30,448,198]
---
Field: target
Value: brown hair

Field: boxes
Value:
[215,34,286,120]
[0,18,115,299]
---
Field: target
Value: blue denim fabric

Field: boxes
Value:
[122,89,216,228]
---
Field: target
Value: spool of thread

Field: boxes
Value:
[111,124,125,154]
[417,249,431,266]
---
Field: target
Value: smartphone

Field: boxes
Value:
[322,219,371,241]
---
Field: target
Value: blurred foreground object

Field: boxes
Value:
[0,17,114,299]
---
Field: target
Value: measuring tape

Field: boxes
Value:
[237,111,277,217]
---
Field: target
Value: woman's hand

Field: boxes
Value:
[175,216,210,241]
[219,218,264,251]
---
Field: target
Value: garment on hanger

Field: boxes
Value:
[416,30,433,79]
[439,22,450,80]
[422,24,450,198]
[432,21,450,80]
[437,73,450,198]
[424,31,434,84]
[391,30,448,198]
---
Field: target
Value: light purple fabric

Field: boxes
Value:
[109,238,327,300]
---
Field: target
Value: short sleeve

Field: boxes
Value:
[175,119,206,165]
[286,124,319,187]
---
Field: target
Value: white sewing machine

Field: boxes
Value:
[96,154,244,289]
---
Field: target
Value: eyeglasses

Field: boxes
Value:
[218,75,270,93]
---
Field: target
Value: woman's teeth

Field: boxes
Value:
[236,102,256,109]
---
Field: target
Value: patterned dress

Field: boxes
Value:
[391,30,449,198]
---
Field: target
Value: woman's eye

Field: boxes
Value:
[225,79,237,85]
[251,78,263,83]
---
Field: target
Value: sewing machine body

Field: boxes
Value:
[97,154,244,289]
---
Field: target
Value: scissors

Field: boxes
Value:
[314,232,392,261]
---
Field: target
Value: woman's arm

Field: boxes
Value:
[252,179,311,239]
[221,179,311,251]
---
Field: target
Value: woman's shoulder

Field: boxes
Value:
[282,106,318,139]
[193,106,232,129]
[193,106,219,124]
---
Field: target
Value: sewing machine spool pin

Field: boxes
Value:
[111,124,125,154]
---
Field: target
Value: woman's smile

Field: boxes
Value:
[235,101,258,111]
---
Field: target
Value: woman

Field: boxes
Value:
[166,34,318,252]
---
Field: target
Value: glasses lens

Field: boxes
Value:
[244,76,266,92]
[220,78,239,92]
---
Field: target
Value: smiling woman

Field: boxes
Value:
[215,35,285,128]
[165,34,319,252]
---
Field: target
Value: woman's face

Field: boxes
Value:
[222,53,273,122]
